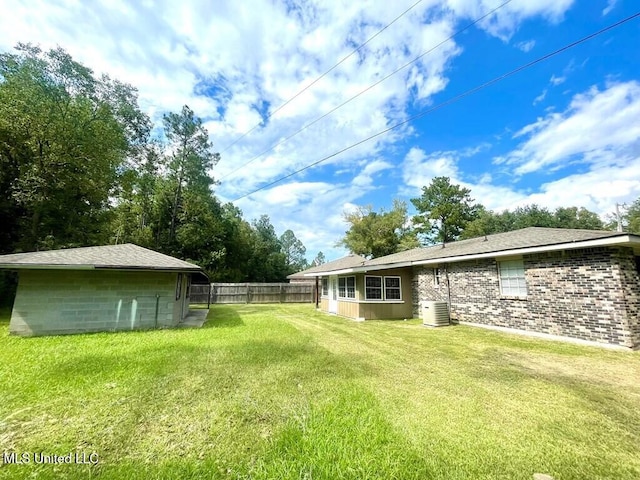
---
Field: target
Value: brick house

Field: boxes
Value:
[0,244,209,336]
[300,228,640,348]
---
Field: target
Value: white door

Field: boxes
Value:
[328,276,338,314]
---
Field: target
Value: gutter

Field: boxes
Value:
[0,264,203,273]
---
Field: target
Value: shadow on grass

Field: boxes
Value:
[201,304,245,329]
[0,306,11,326]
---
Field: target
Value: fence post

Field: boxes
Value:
[246,283,250,304]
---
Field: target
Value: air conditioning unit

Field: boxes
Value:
[421,301,450,327]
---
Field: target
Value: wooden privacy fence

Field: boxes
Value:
[190,282,315,304]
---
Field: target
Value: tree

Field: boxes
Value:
[247,215,288,282]
[161,105,220,248]
[628,199,640,234]
[211,203,256,282]
[339,200,418,258]
[110,141,162,247]
[411,177,480,244]
[553,206,603,230]
[461,204,605,239]
[312,251,326,266]
[0,43,150,252]
[608,199,640,233]
[280,229,307,274]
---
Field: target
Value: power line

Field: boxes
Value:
[231,11,640,202]
[220,0,513,181]
[218,0,424,155]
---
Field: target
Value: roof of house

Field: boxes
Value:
[288,254,367,278]
[302,227,639,276]
[0,243,205,273]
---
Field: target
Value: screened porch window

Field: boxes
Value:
[365,276,383,300]
[338,276,356,299]
[498,260,527,297]
[321,277,329,297]
[384,276,402,300]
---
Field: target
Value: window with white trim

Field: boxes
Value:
[498,259,527,297]
[434,268,441,286]
[365,276,383,300]
[321,277,329,297]
[338,276,356,299]
[384,276,402,300]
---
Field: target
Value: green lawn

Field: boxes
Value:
[1,304,639,479]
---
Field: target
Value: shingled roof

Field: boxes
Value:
[288,254,367,278]
[0,244,204,272]
[302,227,638,276]
[366,227,626,266]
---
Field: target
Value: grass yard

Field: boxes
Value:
[0,304,639,479]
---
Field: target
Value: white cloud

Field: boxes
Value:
[400,146,526,212]
[0,0,580,260]
[500,81,640,176]
[526,161,640,215]
[444,0,575,41]
[602,0,618,16]
[515,40,536,52]
[550,74,566,86]
[533,89,547,105]
[352,160,394,188]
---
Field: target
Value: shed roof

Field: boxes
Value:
[302,227,639,276]
[0,243,205,273]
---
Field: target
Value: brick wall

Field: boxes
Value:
[612,249,640,347]
[10,270,181,336]
[413,247,640,348]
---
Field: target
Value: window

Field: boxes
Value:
[365,275,401,301]
[385,276,402,300]
[499,259,527,297]
[321,277,329,297]
[434,268,441,286]
[365,276,383,300]
[338,276,355,299]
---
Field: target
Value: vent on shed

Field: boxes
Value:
[421,301,450,327]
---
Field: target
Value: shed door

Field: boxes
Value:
[329,275,338,314]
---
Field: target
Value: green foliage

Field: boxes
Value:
[161,105,220,248]
[312,251,326,266]
[553,206,603,230]
[411,176,480,244]
[625,198,640,234]
[339,200,418,258]
[0,45,310,283]
[461,204,605,239]
[280,229,307,274]
[248,215,289,282]
[0,43,150,252]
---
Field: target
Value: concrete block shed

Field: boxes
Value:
[0,244,209,336]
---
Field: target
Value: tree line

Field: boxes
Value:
[339,176,640,258]
[0,44,322,299]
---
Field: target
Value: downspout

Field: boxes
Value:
[154,294,159,329]
[315,276,319,309]
[444,264,452,319]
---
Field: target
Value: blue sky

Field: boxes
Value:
[2,0,639,262]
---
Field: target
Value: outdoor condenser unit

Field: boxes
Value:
[421,301,450,327]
